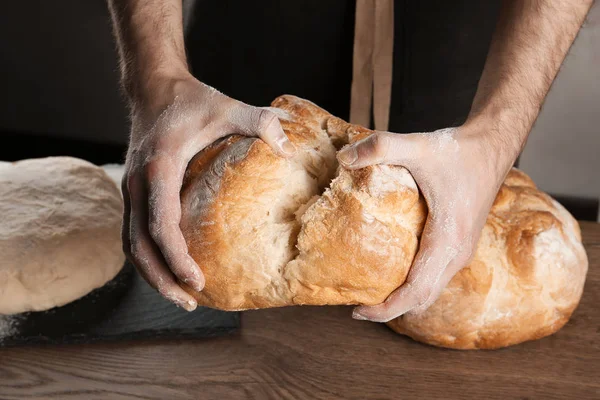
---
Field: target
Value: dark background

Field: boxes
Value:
[0,0,597,220]
[0,0,128,164]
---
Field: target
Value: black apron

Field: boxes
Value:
[185,0,501,133]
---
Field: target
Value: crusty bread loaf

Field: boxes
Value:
[180,95,588,349]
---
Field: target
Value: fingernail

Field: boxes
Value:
[193,281,205,292]
[352,309,368,321]
[183,272,205,292]
[184,278,204,292]
[282,140,296,156]
[183,298,197,312]
[170,295,197,312]
[187,260,205,291]
[338,146,358,166]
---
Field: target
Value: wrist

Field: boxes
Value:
[463,104,531,158]
[459,111,526,178]
[127,67,195,116]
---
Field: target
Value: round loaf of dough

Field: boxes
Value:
[180,95,588,349]
[0,157,125,315]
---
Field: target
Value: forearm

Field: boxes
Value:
[107,0,190,108]
[467,0,593,155]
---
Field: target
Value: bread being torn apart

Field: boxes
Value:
[180,95,588,349]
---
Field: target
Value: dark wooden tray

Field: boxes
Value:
[0,262,239,347]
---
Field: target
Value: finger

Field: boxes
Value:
[353,223,461,322]
[230,104,296,157]
[337,131,419,169]
[407,260,463,315]
[145,156,205,292]
[352,251,448,322]
[127,174,198,311]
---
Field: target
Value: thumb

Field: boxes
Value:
[231,104,296,158]
[337,131,416,169]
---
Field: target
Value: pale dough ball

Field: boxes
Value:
[0,157,125,315]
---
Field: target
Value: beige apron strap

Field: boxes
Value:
[350,0,394,132]
[350,0,375,128]
[373,0,394,132]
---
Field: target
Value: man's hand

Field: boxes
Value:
[108,0,296,309]
[338,121,516,322]
[122,76,295,311]
[346,0,593,322]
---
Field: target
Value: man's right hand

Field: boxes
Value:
[122,75,296,310]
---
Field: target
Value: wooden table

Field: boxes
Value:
[1,222,599,400]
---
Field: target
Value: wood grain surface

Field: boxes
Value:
[1,222,599,400]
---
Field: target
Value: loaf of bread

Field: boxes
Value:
[180,95,588,349]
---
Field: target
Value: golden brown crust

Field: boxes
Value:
[387,169,588,349]
[180,95,588,349]
[284,166,426,306]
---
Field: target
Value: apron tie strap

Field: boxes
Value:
[350,0,394,132]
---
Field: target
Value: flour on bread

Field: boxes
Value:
[179,95,588,350]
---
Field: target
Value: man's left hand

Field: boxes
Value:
[338,120,519,322]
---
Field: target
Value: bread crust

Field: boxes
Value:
[180,95,588,349]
